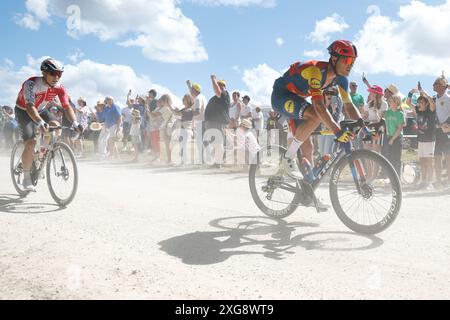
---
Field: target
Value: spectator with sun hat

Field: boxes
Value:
[187,80,207,164]
[432,75,450,187]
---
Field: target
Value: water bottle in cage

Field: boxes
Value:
[313,154,331,177]
[38,146,47,161]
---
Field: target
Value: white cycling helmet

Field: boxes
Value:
[40,58,64,73]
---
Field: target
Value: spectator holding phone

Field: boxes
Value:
[362,85,387,158]
[414,90,436,190]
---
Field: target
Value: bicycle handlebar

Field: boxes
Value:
[45,125,74,132]
[364,118,385,130]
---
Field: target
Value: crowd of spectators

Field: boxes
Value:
[1,73,450,189]
[346,74,450,190]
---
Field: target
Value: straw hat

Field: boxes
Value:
[442,123,450,133]
[131,109,141,118]
[386,84,399,95]
[240,118,253,129]
[89,122,103,131]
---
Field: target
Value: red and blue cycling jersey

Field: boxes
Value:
[272,60,352,119]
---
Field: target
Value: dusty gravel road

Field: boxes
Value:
[0,152,449,299]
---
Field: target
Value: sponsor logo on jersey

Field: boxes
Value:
[284,100,295,114]
[301,66,323,90]
[310,78,321,89]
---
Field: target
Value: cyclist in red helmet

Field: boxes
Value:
[15,57,83,191]
[271,39,364,178]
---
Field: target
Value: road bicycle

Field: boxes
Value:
[249,120,402,235]
[10,126,78,206]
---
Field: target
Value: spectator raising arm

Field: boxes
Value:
[420,90,436,112]
[362,72,371,89]
[186,80,193,92]
[211,74,222,98]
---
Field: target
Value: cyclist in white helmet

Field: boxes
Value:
[15,58,83,192]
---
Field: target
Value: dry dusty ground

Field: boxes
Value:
[0,151,449,300]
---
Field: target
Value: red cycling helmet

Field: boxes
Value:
[328,40,358,58]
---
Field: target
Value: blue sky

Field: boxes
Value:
[1,0,449,108]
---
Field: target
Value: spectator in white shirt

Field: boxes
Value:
[240,95,252,120]
[252,106,264,137]
[432,76,450,186]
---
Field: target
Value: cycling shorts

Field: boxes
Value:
[271,88,311,120]
[15,106,59,141]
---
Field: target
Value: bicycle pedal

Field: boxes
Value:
[313,198,329,213]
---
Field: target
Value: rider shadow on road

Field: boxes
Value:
[158,216,384,265]
[0,194,64,215]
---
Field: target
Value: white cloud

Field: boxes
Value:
[16,0,208,63]
[26,0,51,20]
[190,0,276,7]
[354,1,450,77]
[275,37,284,46]
[232,65,241,73]
[241,64,281,106]
[14,0,50,30]
[0,56,181,108]
[309,13,349,43]
[15,13,41,30]
[3,59,14,69]
[67,49,85,63]
[303,50,324,59]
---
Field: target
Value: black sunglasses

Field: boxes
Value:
[49,70,63,77]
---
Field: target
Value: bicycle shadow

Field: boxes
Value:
[0,194,63,215]
[158,216,384,265]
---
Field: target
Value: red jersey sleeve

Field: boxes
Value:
[57,85,70,109]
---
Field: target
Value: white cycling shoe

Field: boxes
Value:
[306,197,330,212]
[281,156,304,180]
[22,179,36,192]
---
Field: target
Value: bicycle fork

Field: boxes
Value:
[349,155,367,197]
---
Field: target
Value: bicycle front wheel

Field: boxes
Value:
[249,145,301,218]
[329,149,402,234]
[46,142,78,206]
[10,141,30,196]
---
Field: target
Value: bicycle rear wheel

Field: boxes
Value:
[46,142,78,206]
[10,141,30,197]
[329,149,402,234]
[249,145,301,218]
